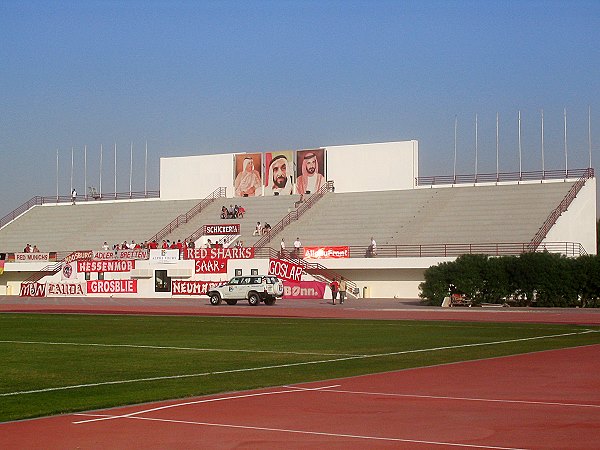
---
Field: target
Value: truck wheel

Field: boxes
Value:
[248,293,260,306]
[264,298,276,305]
[225,299,238,305]
[209,293,222,305]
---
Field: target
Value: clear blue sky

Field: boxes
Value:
[1,0,598,218]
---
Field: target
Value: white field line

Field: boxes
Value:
[76,414,528,449]
[0,340,361,357]
[1,329,595,399]
[73,385,340,424]
[289,387,600,410]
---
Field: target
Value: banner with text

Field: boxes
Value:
[93,249,149,260]
[87,280,137,294]
[47,282,86,296]
[283,280,326,299]
[78,260,135,272]
[195,258,227,274]
[149,249,180,263]
[185,247,255,260]
[172,280,226,296]
[13,252,56,263]
[303,246,350,259]
[204,224,241,235]
[19,282,46,297]
[268,258,304,282]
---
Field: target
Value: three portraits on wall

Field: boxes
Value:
[233,148,326,197]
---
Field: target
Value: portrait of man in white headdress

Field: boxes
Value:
[265,151,293,195]
[296,148,325,195]
[234,154,262,197]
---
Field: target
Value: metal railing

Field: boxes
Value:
[148,187,226,243]
[0,190,160,230]
[416,168,592,186]
[529,168,594,251]
[253,181,334,248]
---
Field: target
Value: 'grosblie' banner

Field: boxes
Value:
[87,280,137,294]
[268,258,304,282]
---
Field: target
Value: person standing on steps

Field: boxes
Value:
[339,277,347,304]
[330,278,340,305]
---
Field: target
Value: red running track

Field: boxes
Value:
[2,344,599,449]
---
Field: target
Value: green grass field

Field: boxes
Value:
[1,313,599,422]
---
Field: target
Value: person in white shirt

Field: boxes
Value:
[369,237,377,257]
[253,221,263,236]
[293,237,302,258]
[280,238,286,258]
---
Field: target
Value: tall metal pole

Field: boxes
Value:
[84,145,87,199]
[129,141,133,198]
[56,148,59,201]
[496,112,499,181]
[453,116,457,184]
[589,105,593,169]
[474,114,478,183]
[541,109,545,177]
[99,144,103,197]
[144,140,148,196]
[70,146,74,194]
[114,141,117,199]
[564,108,568,177]
[518,110,522,180]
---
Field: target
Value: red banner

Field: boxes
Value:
[204,224,241,235]
[195,258,227,274]
[268,258,304,282]
[64,250,94,264]
[185,247,255,260]
[303,246,349,259]
[172,280,226,296]
[87,280,137,294]
[78,260,135,272]
[19,282,46,297]
[283,281,327,299]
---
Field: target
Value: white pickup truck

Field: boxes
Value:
[207,275,284,306]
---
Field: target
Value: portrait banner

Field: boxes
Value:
[234,153,262,197]
[296,148,326,195]
[264,150,294,195]
[268,258,304,282]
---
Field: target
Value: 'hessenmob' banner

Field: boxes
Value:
[78,260,135,272]
[268,258,304,282]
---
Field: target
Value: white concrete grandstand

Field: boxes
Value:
[0,140,595,299]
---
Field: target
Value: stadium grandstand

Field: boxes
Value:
[0,140,595,299]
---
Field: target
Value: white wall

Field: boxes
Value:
[325,141,418,193]
[543,177,597,255]
[160,153,235,200]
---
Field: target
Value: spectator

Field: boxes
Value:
[228,204,234,218]
[233,204,239,218]
[280,238,285,258]
[253,221,262,236]
[32,245,40,253]
[102,241,110,251]
[369,237,377,257]
[237,205,245,218]
[221,206,228,219]
[23,243,31,253]
[263,223,271,233]
[71,188,77,205]
[188,238,195,249]
[339,278,347,304]
[293,237,302,258]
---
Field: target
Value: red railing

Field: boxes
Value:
[253,181,334,248]
[529,168,594,250]
[0,191,160,230]
[147,187,226,243]
[417,168,592,186]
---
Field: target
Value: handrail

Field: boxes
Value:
[417,168,592,186]
[147,187,226,243]
[529,168,594,251]
[253,181,334,248]
[0,191,160,230]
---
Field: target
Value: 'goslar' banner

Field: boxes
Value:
[195,258,227,274]
[303,246,349,259]
[268,258,304,282]
[283,281,327,299]
[185,247,254,260]
[172,280,226,296]
[87,280,137,294]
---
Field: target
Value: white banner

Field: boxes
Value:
[47,282,86,296]
[149,249,180,263]
[61,262,77,280]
